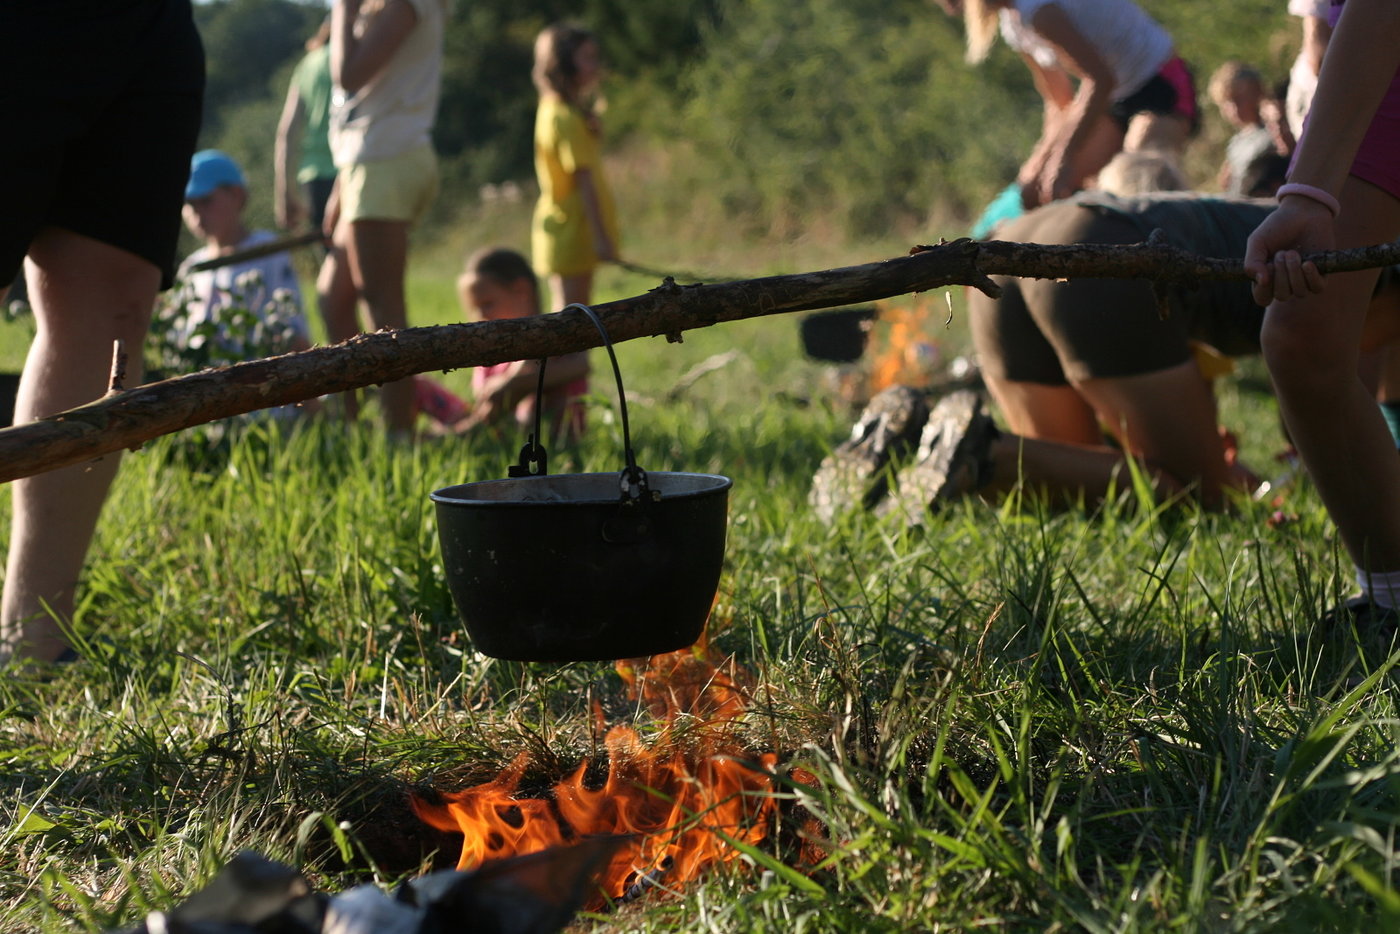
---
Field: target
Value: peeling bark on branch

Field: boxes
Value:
[1,235,1397,484]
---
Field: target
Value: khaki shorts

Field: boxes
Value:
[338,144,438,225]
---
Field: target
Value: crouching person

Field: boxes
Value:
[819,191,1400,523]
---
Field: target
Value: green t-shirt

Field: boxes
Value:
[292,45,336,185]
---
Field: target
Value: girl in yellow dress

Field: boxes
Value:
[530,23,619,313]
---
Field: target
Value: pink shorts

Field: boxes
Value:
[1348,63,1400,199]
[1109,56,1199,133]
[1158,57,1199,128]
[1326,0,1400,199]
[414,376,471,426]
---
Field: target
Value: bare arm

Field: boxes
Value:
[274,82,307,231]
[1025,2,1118,202]
[1245,0,1400,303]
[457,352,591,430]
[1024,51,1075,111]
[331,0,418,95]
[476,352,590,410]
[574,168,618,262]
[1017,53,1076,208]
[1276,0,1400,204]
[1301,13,1333,77]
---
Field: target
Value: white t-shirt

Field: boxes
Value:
[1285,0,1330,138]
[999,0,1174,101]
[174,230,308,351]
[330,0,448,166]
[172,231,310,421]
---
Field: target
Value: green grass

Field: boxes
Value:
[4,201,1400,932]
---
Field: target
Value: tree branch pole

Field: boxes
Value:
[1,235,1397,484]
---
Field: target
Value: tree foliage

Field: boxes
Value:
[189,0,1303,238]
[673,0,1037,234]
[433,0,720,187]
[195,0,326,138]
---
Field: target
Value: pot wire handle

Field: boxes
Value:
[511,304,647,496]
[507,361,549,478]
[563,303,648,497]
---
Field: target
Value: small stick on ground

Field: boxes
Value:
[666,350,741,401]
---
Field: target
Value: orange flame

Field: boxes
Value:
[868,296,943,394]
[411,640,783,906]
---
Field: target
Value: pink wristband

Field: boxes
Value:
[1276,183,1341,219]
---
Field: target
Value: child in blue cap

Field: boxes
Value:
[170,150,311,367]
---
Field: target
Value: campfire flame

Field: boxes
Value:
[868,295,943,394]
[411,642,784,906]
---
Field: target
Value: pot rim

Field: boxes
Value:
[431,470,733,507]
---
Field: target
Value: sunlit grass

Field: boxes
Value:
[4,205,1400,931]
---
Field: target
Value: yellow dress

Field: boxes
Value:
[531,95,618,277]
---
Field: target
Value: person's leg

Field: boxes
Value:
[549,271,593,313]
[1072,360,1238,507]
[983,375,1101,444]
[981,434,1184,506]
[1123,112,1191,158]
[1065,116,1126,195]
[1,230,158,664]
[345,218,413,437]
[1262,176,1400,577]
[980,372,1193,506]
[316,237,361,420]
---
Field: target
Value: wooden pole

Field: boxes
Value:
[1,235,1397,484]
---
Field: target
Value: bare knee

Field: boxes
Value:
[26,231,158,340]
[1261,302,1355,392]
[316,246,351,296]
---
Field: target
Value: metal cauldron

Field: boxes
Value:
[430,304,733,662]
[799,306,877,363]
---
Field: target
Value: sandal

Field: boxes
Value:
[878,389,999,525]
[809,385,929,522]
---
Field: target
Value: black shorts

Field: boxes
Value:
[305,175,337,234]
[1109,57,1200,135]
[0,0,204,291]
[970,206,1202,385]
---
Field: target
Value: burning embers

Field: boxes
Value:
[410,645,786,907]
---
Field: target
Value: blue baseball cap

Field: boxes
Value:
[185,150,247,200]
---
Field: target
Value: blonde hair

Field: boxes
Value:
[1207,60,1263,108]
[964,0,1001,64]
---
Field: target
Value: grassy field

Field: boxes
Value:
[2,190,1399,933]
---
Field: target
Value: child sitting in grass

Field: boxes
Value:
[415,247,589,440]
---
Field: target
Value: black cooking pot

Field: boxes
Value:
[799,306,877,363]
[430,304,733,662]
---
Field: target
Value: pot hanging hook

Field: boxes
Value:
[510,303,650,502]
